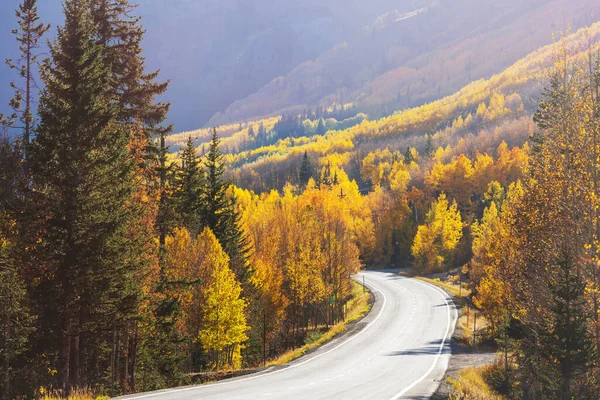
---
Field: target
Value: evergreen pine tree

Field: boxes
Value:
[4,0,50,156]
[90,0,170,130]
[174,136,203,233]
[316,118,326,135]
[29,0,139,390]
[201,129,251,283]
[299,151,312,186]
[0,137,34,400]
[541,255,594,399]
[0,138,22,212]
[151,125,186,390]
[201,129,229,238]
[404,146,414,165]
[256,123,267,147]
[90,2,173,390]
[0,234,35,400]
[424,134,435,159]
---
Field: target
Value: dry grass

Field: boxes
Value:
[40,387,109,400]
[416,276,470,299]
[267,281,371,367]
[448,365,506,400]
[415,276,489,347]
[455,304,491,346]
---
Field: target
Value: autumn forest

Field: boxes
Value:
[2,0,600,399]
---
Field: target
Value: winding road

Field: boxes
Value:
[121,270,458,400]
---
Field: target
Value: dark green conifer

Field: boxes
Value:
[29,0,138,390]
[0,137,35,400]
[424,134,435,159]
[541,255,594,399]
[0,235,34,400]
[175,136,203,233]
[4,0,50,155]
[316,118,326,135]
[299,151,312,186]
[404,146,414,165]
[201,129,229,237]
[201,128,251,283]
[90,0,170,130]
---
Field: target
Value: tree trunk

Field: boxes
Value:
[129,324,138,392]
[562,369,571,400]
[123,327,129,392]
[24,34,31,150]
[3,310,10,400]
[58,324,71,392]
[115,327,121,393]
[263,311,267,367]
[79,334,86,388]
[110,326,116,396]
[70,331,80,388]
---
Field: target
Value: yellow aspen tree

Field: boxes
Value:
[411,193,463,273]
[470,201,510,330]
[199,228,248,371]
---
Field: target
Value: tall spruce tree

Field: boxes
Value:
[0,137,34,400]
[299,151,312,186]
[404,146,414,165]
[541,255,594,400]
[201,129,229,239]
[0,233,34,400]
[175,136,203,234]
[424,134,435,159]
[29,0,138,391]
[90,0,170,130]
[201,129,250,283]
[90,1,173,391]
[151,126,186,391]
[5,0,50,156]
[316,118,326,135]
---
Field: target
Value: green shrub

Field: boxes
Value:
[304,331,323,345]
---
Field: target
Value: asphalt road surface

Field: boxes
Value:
[121,270,458,400]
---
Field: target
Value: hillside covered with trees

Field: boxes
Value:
[209,0,600,126]
[2,0,600,132]
[2,0,600,399]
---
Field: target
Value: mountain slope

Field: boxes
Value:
[172,21,600,193]
[210,0,600,126]
[1,0,598,132]
[0,0,411,132]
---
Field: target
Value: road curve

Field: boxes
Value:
[120,270,458,400]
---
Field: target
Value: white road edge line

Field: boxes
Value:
[388,278,458,400]
[123,273,386,399]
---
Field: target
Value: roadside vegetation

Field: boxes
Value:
[2,0,600,398]
[267,282,371,367]
[448,363,506,400]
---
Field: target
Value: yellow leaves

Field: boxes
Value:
[412,193,463,273]
[389,163,411,196]
[411,224,437,271]
[473,271,505,330]
[476,102,487,118]
[452,115,464,129]
[426,155,474,207]
[200,239,248,369]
